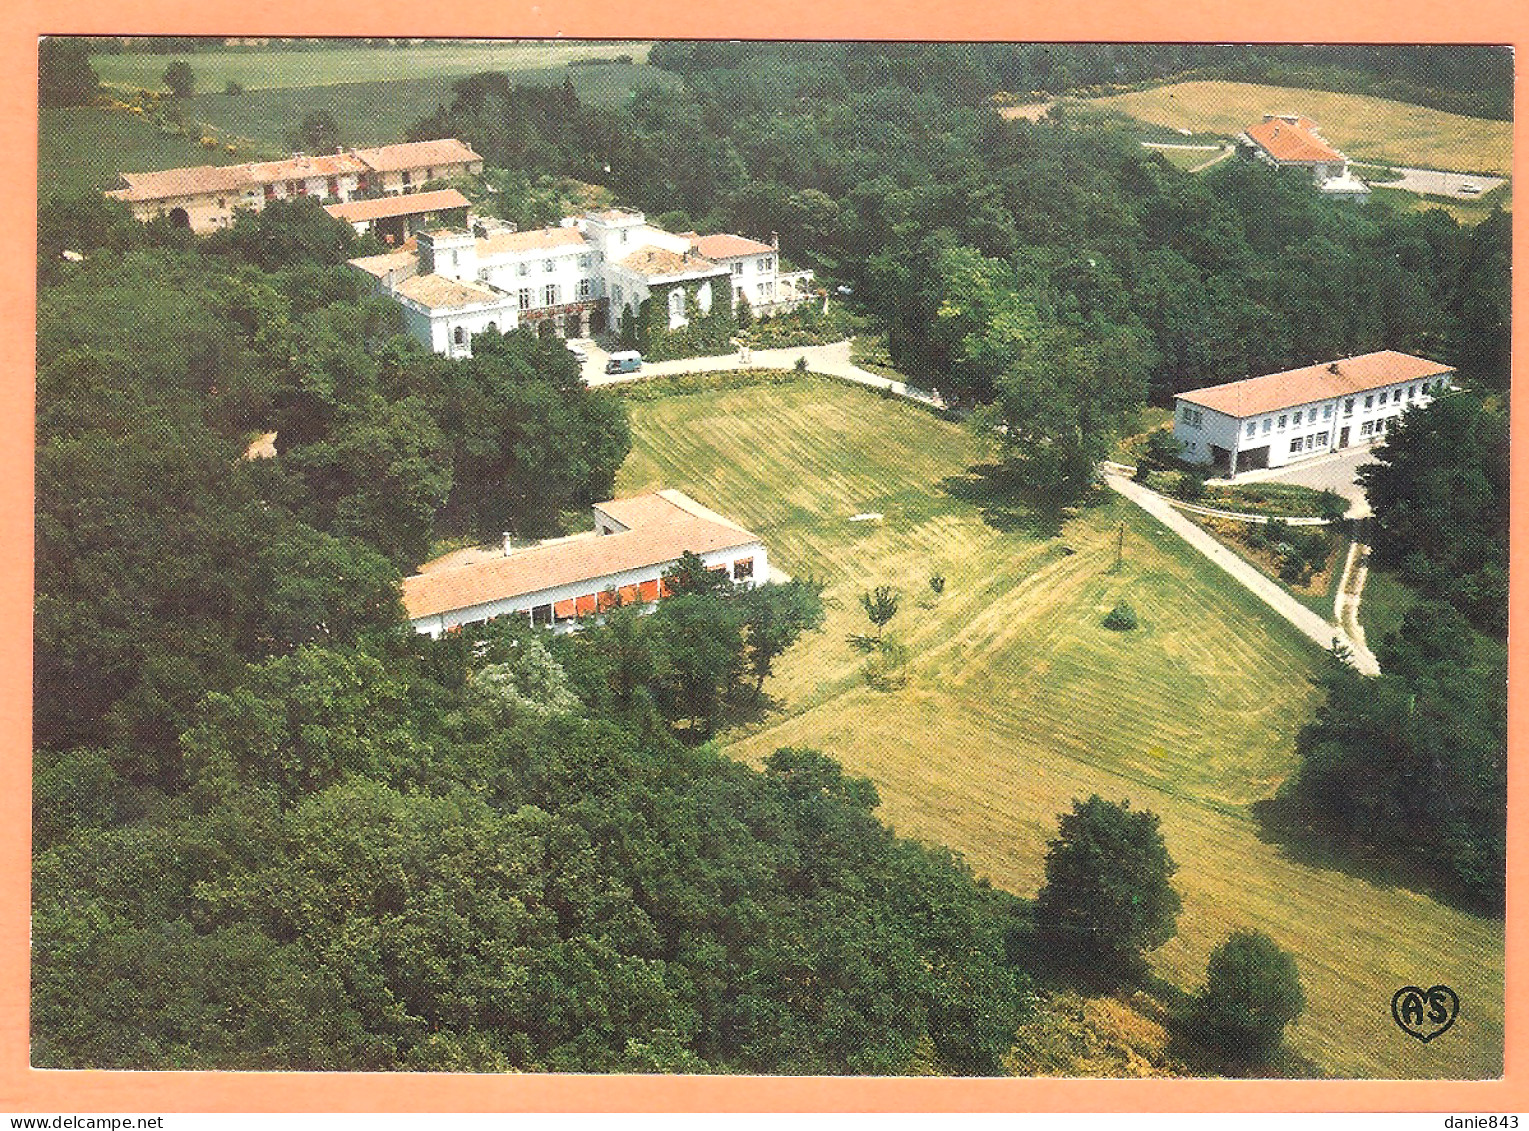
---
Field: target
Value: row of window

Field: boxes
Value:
[513,280,594,309]
[1235,378,1449,440]
[518,557,756,627]
[1288,431,1331,455]
[1181,407,1205,428]
[728,256,775,275]
[515,254,595,277]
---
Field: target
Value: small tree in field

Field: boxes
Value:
[1190,930,1305,1066]
[162,60,194,99]
[1034,795,1181,984]
[860,586,899,637]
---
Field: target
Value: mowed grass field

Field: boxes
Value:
[614,376,1504,1079]
[90,41,653,92]
[1091,81,1512,175]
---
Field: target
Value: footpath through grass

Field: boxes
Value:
[1091,80,1512,175]
[616,376,1504,1079]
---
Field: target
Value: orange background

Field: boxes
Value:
[4,0,1526,1112]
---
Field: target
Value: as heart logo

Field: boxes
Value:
[1391,984,1459,1042]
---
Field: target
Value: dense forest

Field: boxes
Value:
[36,41,1509,1070]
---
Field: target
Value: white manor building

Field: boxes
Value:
[1173,350,1454,477]
[401,490,768,638]
[348,207,816,359]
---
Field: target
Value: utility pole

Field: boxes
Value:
[1113,522,1124,573]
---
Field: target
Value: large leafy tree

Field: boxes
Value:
[1033,795,1181,983]
[1357,394,1508,635]
[1189,930,1305,1066]
[38,37,99,108]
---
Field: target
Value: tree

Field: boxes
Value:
[162,59,194,98]
[739,579,826,696]
[39,37,99,108]
[296,110,342,154]
[1190,930,1305,1065]
[860,586,899,636]
[1033,795,1181,983]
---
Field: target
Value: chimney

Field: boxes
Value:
[1328,362,1341,375]
[503,532,514,555]
[771,231,780,250]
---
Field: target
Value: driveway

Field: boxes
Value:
[1362,166,1507,199]
[1221,444,1381,518]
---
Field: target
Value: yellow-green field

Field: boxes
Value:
[1091,81,1512,175]
[614,375,1504,1079]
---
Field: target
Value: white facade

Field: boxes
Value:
[1175,371,1453,475]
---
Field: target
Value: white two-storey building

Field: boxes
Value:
[1173,351,1454,476]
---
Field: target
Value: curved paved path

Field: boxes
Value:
[1108,472,1379,674]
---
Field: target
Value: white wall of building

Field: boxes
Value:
[410,541,769,638]
[1174,374,1452,474]
[400,295,520,359]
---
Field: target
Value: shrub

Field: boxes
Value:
[1173,469,1207,502]
[1190,931,1305,1065]
[1316,489,1349,522]
[1102,600,1137,631]
[929,573,946,595]
[794,355,809,373]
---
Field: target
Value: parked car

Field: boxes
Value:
[1459,181,1482,195]
[604,350,643,375]
[566,342,589,363]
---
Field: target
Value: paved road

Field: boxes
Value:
[1360,165,1507,200]
[1108,472,1379,674]
[1223,445,1379,518]
[580,338,945,407]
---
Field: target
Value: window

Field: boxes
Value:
[1245,421,1256,438]
[1315,431,1329,445]
[531,604,552,627]
[579,254,591,269]
[1306,435,1318,451]
[1262,418,1272,434]
[517,262,530,277]
[543,284,560,306]
[401,171,412,187]
[264,184,275,201]
[217,197,226,209]
[613,285,624,305]
[761,256,774,272]
[1290,438,1304,455]
[668,288,687,328]
[620,230,628,244]
[1344,398,1355,414]
[1378,418,1388,433]
[1361,421,1375,436]
[1378,391,1388,405]
[1323,404,1333,419]
[327,177,338,197]
[1364,395,1374,409]
[1407,385,1416,399]
[544,259,555,273]
[453,326,466,345]
[732,261,744,275]
[518,288,532,310]
[733,557,754,581]
[577,278,592,299]
[1278,415,1288,430]
[1293,410,1302,425]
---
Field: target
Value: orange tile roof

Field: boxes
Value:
[394,273,506,310]
[615,245,721,279]
[1177,351,1453,418]
[476,226,590,256]
[401,491,760,621]
[111,164,253,200]
[691,233,774,259]
[325,188,471,223]
[353,138,481,173]
[346,246,420,280]
[246,151,369,183]
[1244,115,1344,165]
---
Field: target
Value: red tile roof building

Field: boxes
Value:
[1172,351,1453,476]
[402,490,768,636]
[1238,114,1370,200]
[107,139,483,234]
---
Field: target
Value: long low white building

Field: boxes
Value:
[402,490,767,637]
[1173,350,1454,476]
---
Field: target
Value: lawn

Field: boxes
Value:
[91,41,655,93]
[38,106,253,196]
[616,375,1504,1079]
[1091,81,1512,175]
[1369,182,1512,225]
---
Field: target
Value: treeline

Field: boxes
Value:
[1275,392,1508,910]
[35,193,1035,1073]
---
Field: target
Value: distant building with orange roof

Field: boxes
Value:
[106,139,483,233]
[1172,351,1453,476]
[402,490,768,637]
[1237,114,1370,201]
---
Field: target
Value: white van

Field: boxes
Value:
[604,350,643,375]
